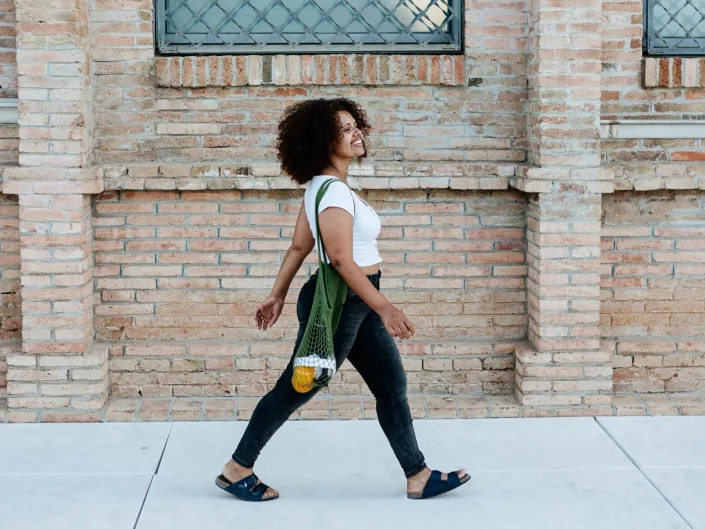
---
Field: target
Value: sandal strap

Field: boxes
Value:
[250,482,268,498]
[447,471,461,487]
[226,473,258,493]
[421,470,462,499]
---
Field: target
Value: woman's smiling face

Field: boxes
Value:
[331,109,366,160]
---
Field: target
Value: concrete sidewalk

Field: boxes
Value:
[1,416,704,529]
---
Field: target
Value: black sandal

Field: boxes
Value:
[215,473,279,502]
[407,470,471,500]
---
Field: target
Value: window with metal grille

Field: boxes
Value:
[644,0,705,56]
[156,0,463,54]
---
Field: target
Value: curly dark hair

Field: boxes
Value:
[276,98,371,185]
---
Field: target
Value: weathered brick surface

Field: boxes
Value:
[514,0,613,416]
[602,191,705,393]
[16,193,95,355]
[0,0,16,99]
[6,344,109,421]
[602,139,705,173]
[600,0,705,175]
[155,55,466,88]
[601,0,705,121]
[0,192,19,399]
[0,125,18,165]
[94,391,705,422]
[514,192,611,414]
[102,394,526,421]
[90,0,528,169]
[0,0,703,421]
[608,163,705,192]
[1,0,110,421]
[526,0,601,169]
[14,0,92,169]
[642,58,705,89]
[93,188,527,398]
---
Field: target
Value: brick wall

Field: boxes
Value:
[0,192,20,398]
[601,0,705,121]
[91,0,528,168]
[0,0,704,421]
[0,0,16,402]
[0,124,18,165]
[93,188,526,398]
[602,191,705,393]
[0,0,17,166]
[601,138,705,168]
[0,0,15,99]
[601,0,705,167]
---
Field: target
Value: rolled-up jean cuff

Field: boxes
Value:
[231,453,252,469]
[404,462,427,478]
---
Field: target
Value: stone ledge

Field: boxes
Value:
[643,57,705,88]
[600,120,705,139]
[155,54,466,88]
[101,162,518,191]
[1,166,104,195]
[0,98,18,124]
[6,162,704,195]
[1,178,104,195]
[510,166,615,194]
[510,178,614,194]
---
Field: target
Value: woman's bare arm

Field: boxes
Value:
[270,201,315,298]
[255,202,314,330]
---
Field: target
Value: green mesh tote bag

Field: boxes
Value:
[291,178,350,393]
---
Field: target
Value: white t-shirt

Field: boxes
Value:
[304,175,383,267]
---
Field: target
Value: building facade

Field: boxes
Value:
[0,0,704,422]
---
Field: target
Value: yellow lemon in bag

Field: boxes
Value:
[292,366,315,393]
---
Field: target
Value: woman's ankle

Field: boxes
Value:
[406,466,430,482]
[225,458,252,475]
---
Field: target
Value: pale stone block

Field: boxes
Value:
[7,355,37,367]
[643,57,659,87]
[633,178,664,191]
[247,55,262,85]
[683,58,698,87]
[287,55,302,85]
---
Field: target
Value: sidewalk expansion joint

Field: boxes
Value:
[132,423,173,529]
[592,417,695,529]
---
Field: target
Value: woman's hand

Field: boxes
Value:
[377,304,416,340]
[255,295,285,331]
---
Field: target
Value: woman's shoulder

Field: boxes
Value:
[308,175,348,194]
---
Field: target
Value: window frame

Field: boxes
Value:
[155,0,464,55]
[643,0,705,57]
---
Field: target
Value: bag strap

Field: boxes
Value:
[314,178,356,264]
[314,178,338,265]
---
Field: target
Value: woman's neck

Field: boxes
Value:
[321,158,350,184]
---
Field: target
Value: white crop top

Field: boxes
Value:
[304,175,383,267]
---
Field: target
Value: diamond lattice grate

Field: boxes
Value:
[157,0,462,54]
[647,0,705,56]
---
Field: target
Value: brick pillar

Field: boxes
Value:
[4,0,107,422]
[511,0,614,416]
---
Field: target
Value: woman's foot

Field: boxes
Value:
[222,459,279,500]
[406,466,469,498]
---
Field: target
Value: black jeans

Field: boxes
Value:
[232,270,427,478]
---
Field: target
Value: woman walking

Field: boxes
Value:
[215,98,470,501]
